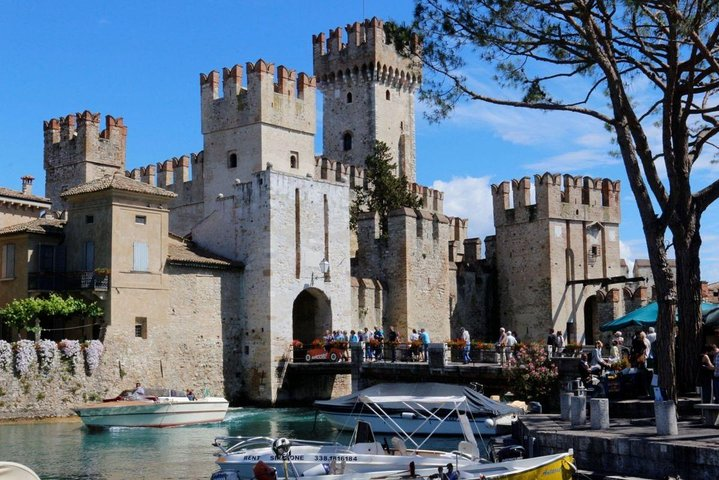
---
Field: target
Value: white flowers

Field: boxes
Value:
[15,340,36,376]
[0,340,11,371]
[84,340,104,374]
[37,339,57,373]
[0,339,104,376]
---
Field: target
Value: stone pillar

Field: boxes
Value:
[590,398,610,430]
[560,392,574,421]
[428,343,446,371]
[350,345,364,393]
[570,395,587,427]
[654,400,678,435]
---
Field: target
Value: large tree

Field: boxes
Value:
[392,0,719,400]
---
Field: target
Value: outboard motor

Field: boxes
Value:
[495,445,526,462]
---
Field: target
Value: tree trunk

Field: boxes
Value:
[646,232,678,402]
[673,213,703,394]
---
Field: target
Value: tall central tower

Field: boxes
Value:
[313,18,421,182]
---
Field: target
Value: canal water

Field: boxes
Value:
[0,408,485,479]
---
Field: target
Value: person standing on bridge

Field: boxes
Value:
[460,327,471,364]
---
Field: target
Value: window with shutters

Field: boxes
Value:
[133,242,149,272]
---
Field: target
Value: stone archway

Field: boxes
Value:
[584,295,598,345]
[292,288,332,345]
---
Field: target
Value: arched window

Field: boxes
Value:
[385,90,391,100]
[290,152,298,169]
[228,152,238,168]
[343,132,352,151]
[346,92,353,103]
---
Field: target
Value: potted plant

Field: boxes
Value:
[563,343,583,357]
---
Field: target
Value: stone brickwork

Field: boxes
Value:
[353,208,462,342]
[200,61,316,216]
[44,112,127,211]
[191,169,351,404]
[313,18,421,182]
[493,173,623,343]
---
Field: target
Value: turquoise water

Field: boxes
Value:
[0,408,482,479]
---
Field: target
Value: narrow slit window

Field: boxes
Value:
[346,92,353,103]
[343,132,352,151]
[228,152,238,168]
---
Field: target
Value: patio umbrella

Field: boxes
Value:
[599,301,718,332]
[703,306,719,328]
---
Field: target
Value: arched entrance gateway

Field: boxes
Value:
[584,295,598,345]
[292,288,332,346]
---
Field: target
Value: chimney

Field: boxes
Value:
[21,176,34,195]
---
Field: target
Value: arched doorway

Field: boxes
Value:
[292,288,332,345]
[584,295,598,345]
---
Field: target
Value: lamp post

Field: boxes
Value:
[320,258,330,282]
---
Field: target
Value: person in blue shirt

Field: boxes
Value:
[420,328,431,362]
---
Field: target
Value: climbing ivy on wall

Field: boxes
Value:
[0,294,103,337]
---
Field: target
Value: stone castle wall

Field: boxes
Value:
[44,112,127,212]
[0,265,239,419]
[493,173,622,343]
[314,17,421,183]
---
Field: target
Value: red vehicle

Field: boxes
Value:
[305,347,345,362]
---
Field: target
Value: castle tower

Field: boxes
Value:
[200,60,316,214]
[491,173,622,344]
[313,18,421,182]
[44,111,127,211]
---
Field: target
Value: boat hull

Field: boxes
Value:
[74,397,229,428]
[320,410,514,436]
[213,450,576,480]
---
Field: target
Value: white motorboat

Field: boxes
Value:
[211,393,493,479]
[74,388,229,428]
[314,383,521,436]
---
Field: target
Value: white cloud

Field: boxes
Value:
[523,150,620,173]
[431,176,495,240]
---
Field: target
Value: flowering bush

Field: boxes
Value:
[472,341,496,350]
[37,339,57,373]
[330,340,349,350]
[505,342,559,402]
[0,340,12,371]
[59,339,81,360]
[83,340,104,374]
[446,338,466,349]
[15,340,37,376]
[291,339,304,349]
[563,343,583,356]
[310,338,324,349]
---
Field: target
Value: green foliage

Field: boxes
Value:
[0,294,103,336]
[350,141,422,237]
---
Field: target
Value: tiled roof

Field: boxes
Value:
[0,218,65,236]
[0,187,51,204]
[167,237,242,269]
[60,174,177,199]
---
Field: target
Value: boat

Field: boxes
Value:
[0,462,42,480]
[210,413,575,480]
[314,383,522,436]
[73,388,229,428]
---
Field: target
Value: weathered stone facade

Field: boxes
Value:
[492,173,623,344]
[1,16,636,416]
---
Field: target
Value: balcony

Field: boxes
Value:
[28,271,110,292]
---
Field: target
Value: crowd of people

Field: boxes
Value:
[321,326,433,362]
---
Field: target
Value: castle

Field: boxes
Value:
[0,17,636,406]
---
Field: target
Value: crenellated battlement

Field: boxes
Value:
[410,183,443,213]
[312,17,421,91]
[127,152,204,190]
[491,172,621,227]
[200,59,316,136]
[43,110,127,210]
[314,156,365,188]
[44,111,126,169]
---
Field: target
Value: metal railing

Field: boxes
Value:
[27,271,110,292]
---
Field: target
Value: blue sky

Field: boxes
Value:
[2,1,718,280]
